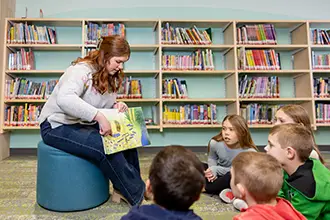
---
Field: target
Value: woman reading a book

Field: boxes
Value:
[38,35,146,206]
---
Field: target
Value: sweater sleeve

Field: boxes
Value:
[207,140,219,167]
[209,165,231,177]
[56,65,98,122]
[207,140,230,176]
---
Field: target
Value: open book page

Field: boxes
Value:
[98,107,151,155]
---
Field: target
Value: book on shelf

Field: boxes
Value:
[84,22,125,45]
[237,48,281,70]
[239,75,279,98]
[315,103,330,123]
[8,48,35,70]
[163,104,218,125]
[4,104,41,127]
[314,77,330,98]
[7,22,57,44]
[311,29,330,45]
[162,78,188,99]
[5,78,58,100]
[161,22,212,45]
[117,77,142,99]
[311,51,330,69]
[162,49,214,70]
[99,107,151,155]
[240,103,283,125]
[236,24,277,45]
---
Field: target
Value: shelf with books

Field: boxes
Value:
[235,21,308,45]
[4,99,47,103]
[160,20,234,45]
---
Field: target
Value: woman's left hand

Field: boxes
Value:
[113,101,128,112]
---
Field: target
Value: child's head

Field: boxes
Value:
[147,145,205,211]
[230,151,283,204]
[274,104,324,164]
[275,104,311,126]
[209,114,257,151]
[265,124,314,165]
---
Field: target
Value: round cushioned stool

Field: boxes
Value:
[36,141,109,212]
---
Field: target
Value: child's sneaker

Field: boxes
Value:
[219,188,235,203]
[233,198,248,211]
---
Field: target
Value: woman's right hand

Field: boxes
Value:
[94,111,112,136]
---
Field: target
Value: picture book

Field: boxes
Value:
[99,107,151,155]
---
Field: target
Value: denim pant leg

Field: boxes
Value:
[40,120,145,206]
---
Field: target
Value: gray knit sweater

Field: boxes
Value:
[38,62,117,128]
[208,139,257,177]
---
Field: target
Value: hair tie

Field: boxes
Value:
[96,37,103,51]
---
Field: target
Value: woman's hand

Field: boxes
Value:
[113,102,128,112]
[94,111,112,136]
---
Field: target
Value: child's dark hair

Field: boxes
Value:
[149,145,205,211]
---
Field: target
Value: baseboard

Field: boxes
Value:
[10,145,330,156]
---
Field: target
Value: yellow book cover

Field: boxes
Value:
[99,107,151,155]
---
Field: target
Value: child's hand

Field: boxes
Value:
[113,102,128,112]
[207,175,217,182]
[204,168,217,182]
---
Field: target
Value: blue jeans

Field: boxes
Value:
[40,119,145,206]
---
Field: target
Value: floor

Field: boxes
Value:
[0,152,238,220]
[0,152,329,220]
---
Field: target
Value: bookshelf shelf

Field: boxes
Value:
[239,98,312,102]
[4,99,47,103]
[1,18,330,135]
[162,70,234,75]
[237,44,308,51]
[5,70,64,74]
[163,98,236,103]
[117,98,160,102]
[161,44,233,52]
[162,124,222,128]
[2,125,161,130]
[6,44,83,51]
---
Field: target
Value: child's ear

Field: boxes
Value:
[286,146,296,160]
[146,179,152,194]
[236,183,246,200]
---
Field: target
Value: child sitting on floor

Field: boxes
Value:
[231,151,306,220]
[265,124,330,220]
[121,145,205,220]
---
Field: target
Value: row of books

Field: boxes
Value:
[161,23,212,45]
[236,24,277,45]
[238,48,281,70]
[316,103,330,123]
[314,77,330,98]
[162,79,188,99]
[239,75,280,98]
[117,77,142,99]
[311,29,330,45]
[163,104,218,124]
[311,52,330,69]
[4,78,58,100]
[7,22,57,44]
[162,49,214,70]
[3,104,42,127]
[8,48,35,70]
[84,22,126,45]
[240,103,283,125]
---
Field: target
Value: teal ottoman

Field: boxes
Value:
[36,141,109,211]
